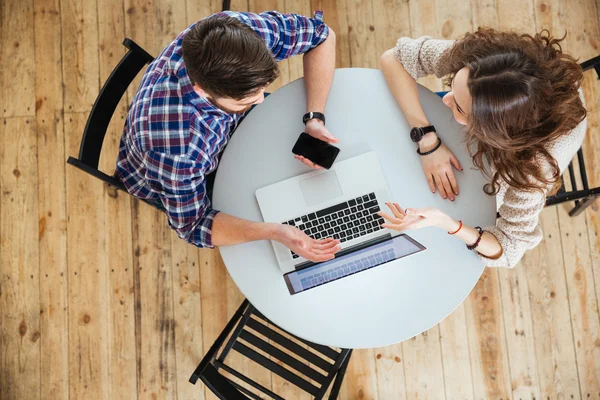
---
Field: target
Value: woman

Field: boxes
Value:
[379,28,587,268]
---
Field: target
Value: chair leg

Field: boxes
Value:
[328,350,352,400]
[569,196,598,217]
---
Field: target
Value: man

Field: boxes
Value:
[116,10,340,262]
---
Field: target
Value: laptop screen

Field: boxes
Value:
[283,234,426,295]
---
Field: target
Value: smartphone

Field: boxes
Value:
[292,132,340,169]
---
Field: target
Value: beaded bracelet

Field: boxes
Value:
[467,226,484,250]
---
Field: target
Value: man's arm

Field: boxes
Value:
[303,30,336,115]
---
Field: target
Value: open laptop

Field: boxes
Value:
[257,151,416,274]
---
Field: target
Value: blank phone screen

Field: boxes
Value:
[292,132,340,169]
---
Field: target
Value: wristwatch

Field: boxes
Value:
[410,125,436,143]
[302,111,326,125]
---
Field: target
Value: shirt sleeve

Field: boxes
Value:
[393,36,455,80]
[223,10,330,61]
[143,150,219,248]
[478,187,546,268]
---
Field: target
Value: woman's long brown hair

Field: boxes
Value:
[441,28,586,195]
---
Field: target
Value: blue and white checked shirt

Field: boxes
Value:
[116,11,330,248]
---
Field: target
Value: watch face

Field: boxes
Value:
[410,127,423,142]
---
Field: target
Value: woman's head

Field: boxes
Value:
[440,28,586,194]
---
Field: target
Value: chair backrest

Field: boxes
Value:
[544,54,600,216]
[189,300,352,400]
[66,38,154,192]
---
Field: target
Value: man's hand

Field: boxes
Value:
[277,224,341,262]
[295,119,340,169]
[418,133,462,201]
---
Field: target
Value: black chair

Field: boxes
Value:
[66,38,160,209]
[189,300,353,399]
[545,55,600,216]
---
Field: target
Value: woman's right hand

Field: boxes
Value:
[418,133,463,201]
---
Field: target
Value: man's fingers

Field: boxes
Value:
[312,239,340,251]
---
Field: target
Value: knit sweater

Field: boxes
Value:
[393,36,587,268]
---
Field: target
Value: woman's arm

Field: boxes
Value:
[380,49,439,150]
[378,203,503,259]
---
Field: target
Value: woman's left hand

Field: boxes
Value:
[377,202,455,231]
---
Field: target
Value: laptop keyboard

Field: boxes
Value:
[281,192,385,259]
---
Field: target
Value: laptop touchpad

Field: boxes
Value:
[300,170,343,207]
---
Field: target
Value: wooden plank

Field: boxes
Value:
[438,304,475,400]
[557,194,600,398]
[402,330,446,399]
[131,201,177,399]
[96,1,139,397]
[464,269,512,399]
[170,231,205,400]
[340,348,379,400]
[470,0,498,29]
[60,0,100,113]
[65,113,110,400]
[346,0,378,69]
[312,0,351,68]
[0,0,35,117]
[371,0,411,67]
[375,344,407,399]
[407,0,443,91]
[0,117,41,400]
[524,207,580,399]
[497,266,541,400]
[33,0,70,398]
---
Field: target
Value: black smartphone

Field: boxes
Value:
[292,132,340,169]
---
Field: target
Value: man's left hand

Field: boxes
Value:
[295,119,340,169]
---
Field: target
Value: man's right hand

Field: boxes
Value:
[277,224,341,262]
[418,133,463,201]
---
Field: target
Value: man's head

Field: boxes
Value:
[182,14,279,114]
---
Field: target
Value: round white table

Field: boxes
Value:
[213,68,496,349]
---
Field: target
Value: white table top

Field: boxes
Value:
[213,68,496,349]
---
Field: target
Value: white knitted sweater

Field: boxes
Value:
[393,36,587,268]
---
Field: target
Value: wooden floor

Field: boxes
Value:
[1,0,600,399]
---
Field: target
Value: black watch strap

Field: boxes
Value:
[303,111,326,125]
[410,125,436,143]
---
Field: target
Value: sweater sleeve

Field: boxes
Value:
[392,36,455,80]
[478,187,546,268]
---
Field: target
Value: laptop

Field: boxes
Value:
[256,151,423,275]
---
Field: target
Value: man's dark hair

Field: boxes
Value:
[182,15,279,100]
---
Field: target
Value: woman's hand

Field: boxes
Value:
[419,134,463,201]
[377,202,459,232]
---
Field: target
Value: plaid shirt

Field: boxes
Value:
[116,11,329,248]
